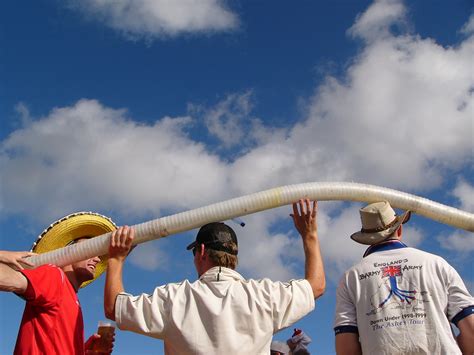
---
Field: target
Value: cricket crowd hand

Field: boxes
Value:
[0,250,37,270]
[85,333,115,355]
[291,199,318,239]
[109,226,135,262]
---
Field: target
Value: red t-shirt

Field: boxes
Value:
[14,264,85,355]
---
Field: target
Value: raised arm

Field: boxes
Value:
[291,199,326,299]
[104,226,134,321]
[0,251,33,294]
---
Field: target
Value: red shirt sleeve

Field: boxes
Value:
[20,264,65,308]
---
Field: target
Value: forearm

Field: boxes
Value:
[0,263,27,293]
[292,199,325,299]
[104,258,125,321]
[304,233,325,299]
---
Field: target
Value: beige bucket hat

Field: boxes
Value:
[350,201,411,245]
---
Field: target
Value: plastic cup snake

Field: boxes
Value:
[26,182,474,268]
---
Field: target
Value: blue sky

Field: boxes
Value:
[1,0,473,354]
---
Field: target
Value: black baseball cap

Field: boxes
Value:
[186,222,238,255]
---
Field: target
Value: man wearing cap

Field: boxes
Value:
[334,201,474,355]
[0,212,117,355]
[104,199,325,354]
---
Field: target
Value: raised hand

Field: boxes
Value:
[291,199,318,239]
[109,226,135,262]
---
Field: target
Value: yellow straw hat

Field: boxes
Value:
[31,211,117,288]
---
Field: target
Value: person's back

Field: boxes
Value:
[118,266,313,354]
[338,244,470,354]
[334,201,474,355]
[106,200,325,354]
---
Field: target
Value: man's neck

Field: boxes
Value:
[198,260,222,277]
[363,239,407,258]
[62,268,80,292]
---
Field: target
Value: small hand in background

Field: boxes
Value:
[85,332,115,354]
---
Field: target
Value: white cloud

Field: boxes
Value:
[303,35,472,190]
[191,91,255,149]
[236,212,296,280]
[461,13,474,35]
[0,99,229,222]
[438,231,474,254]
[2,1,473,280]
[318,204,368,280]
[452,180,474,212]
[0,99,303,279]
[437,181,474,255]
[189,91,285,151]
[67,0,239,39]
[129,241,169,271]
[348,0,407,42]
[401,226,424,247]
[227,3,473,194]
[14,102,32,127]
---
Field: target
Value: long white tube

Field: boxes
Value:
[28,182,474,268]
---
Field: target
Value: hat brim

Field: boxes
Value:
[350,211,411,245]
[186,241,197,250]
[31,212,117,288]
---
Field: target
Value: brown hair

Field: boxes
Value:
[206,242,238,269]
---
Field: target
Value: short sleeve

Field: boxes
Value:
[271,279,315,332]
[115,286,169,339]
[334,273,358,334]
[445,263,474,324]
[20,264,64,308]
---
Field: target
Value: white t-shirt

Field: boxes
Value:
[116,266,315,354]
[334,241,473,355]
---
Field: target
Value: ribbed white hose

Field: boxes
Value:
[28,182,474,268]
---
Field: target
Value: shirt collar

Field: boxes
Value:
[363,240,408,258]
[199,266,245,282]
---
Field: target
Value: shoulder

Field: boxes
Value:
[21,264,65,294]
[146,279,193,297]
[246,277,312,294]
[407,247,451,266]
[19,264,65,303]
[22,264,62,278]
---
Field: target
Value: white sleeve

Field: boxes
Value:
[334,273,357,329]
[445,262,474,323]
[271,279,315,332]
[115,286,169,339]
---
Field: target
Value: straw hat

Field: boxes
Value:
[31,212,117,288]
[350,201,411,245]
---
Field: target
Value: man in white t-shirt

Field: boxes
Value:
[334,201,474,355]
[104,199,325,354]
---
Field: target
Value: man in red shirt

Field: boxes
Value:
[0,212,117,355]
